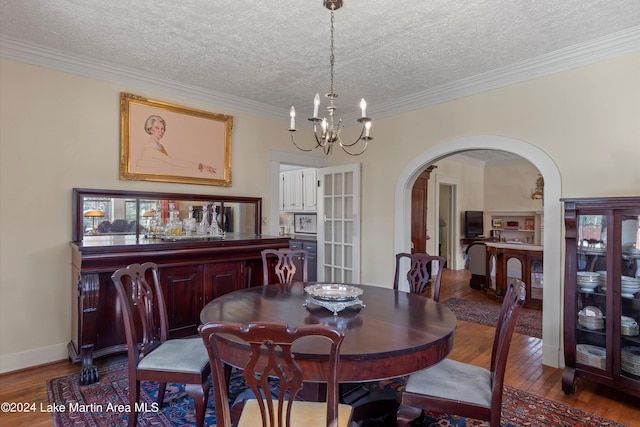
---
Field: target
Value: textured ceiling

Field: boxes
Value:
[1,0,639,121]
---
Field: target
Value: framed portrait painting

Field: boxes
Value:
[120,92,233,186]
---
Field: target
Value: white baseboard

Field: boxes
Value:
[542,343,564,369]
[0,343,68,374]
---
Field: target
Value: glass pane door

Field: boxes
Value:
[576,214,607,372]
[620,212,640,381]
[317,163,360,283]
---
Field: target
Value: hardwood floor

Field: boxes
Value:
[1,268,638,426]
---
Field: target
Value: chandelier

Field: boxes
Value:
[288,0,372,156]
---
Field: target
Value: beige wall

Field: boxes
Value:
[0,59,288,370]
[1,52,639,372]
[355,53,639,290]
[484,159,542,212]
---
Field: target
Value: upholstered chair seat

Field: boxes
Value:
[136,338,209,374]
[404,358,492,407]
[238,399,354,427]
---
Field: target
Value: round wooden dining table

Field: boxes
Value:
[200,282,457,383]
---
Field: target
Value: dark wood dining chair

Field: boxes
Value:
[261,248,309,285]
[199,321,356,427]
[111,262,211,427]
[396,278,526,427]
[393,252,446,301]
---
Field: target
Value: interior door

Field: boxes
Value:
[317,163,361,283]
[411,166,436,253]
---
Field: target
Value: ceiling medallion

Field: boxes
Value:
[288,0,372,156]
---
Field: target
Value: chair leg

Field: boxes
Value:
[396,404,422,427]
[157,382,167,408]
[491,410,502,427]
[128,379,141,427]
[185,382,209,427]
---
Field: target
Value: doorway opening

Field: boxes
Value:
[394,135,562,368]
[437,182,456,267]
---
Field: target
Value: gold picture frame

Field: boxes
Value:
[120,92,233,186]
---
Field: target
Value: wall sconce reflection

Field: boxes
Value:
[531,175,544,200]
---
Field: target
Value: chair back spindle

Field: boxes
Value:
[393,252,446,301]
[261,249,309,285]
[200,322,349,427]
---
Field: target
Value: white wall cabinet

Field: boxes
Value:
[302,168,317,211]
[281,168,317,212]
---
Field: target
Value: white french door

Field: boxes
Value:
[317,163,361,283]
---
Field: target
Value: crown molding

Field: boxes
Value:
[370,26,640,120]
[0,35,284,120]
[2,26,639,122]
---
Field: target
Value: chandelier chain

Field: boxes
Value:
[329,10,335,96]
[287,0,372,156]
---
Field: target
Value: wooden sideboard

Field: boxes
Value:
[68,187,292,384]
[485,242,543,309]
[69,235,290,384]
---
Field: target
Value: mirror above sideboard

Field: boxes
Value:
[72,188,262,243]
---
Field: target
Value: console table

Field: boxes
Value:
[485,242,543,309]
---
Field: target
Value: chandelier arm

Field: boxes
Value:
[337,125,366,148]
[340,138,370,156]
[289,132,314,152]
[312,124,328,149]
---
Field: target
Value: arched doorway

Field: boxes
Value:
[394,135,563,368]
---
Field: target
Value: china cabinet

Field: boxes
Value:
[562,197,640,398]
[69,188,290,384]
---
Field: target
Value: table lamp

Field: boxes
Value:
[84,209,105,235]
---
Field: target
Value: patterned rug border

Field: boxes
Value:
[442,297,542,338]
[47,360,628,427]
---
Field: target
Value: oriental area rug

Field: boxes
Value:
[47,359,626,427]
[441,297,542,339]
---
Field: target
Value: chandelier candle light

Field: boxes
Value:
[288,0,372,156]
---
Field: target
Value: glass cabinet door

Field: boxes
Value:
[575,214,608,372]
[530,258,543,302]
[620,212,640,381]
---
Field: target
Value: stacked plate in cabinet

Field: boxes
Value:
[621,346,640,377]
[576,344,607,369]
[622,316,639,336]
[596,270,607,291]
[578,306,604,330]
[621,276,640,299]
[577,271,600,292]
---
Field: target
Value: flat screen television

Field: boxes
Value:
[465,211,484,238]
